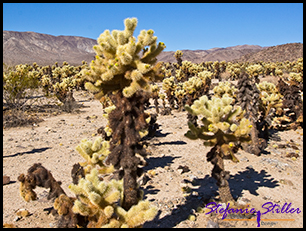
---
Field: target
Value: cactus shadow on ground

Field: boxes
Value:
[143,155,182,171]
[143,174,218,228]
[228,166,280,197]
[143,166,280,227]
[151,140,187,146]
[154,130,172,138]
[3,147,52,159]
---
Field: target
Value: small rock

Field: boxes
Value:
[240,157,249,162]
[3,175,10,185]
[277,144,287,149]
[188,174,198,182]
[13,216,21,222]
[285,152,299,158]
[177,165,190,174]
[237,196,251,206]
[16,208,30,218]
[137,174,150,186]
[279,179,294,186]
[206,220,219,228]
[263,195,272,200]
[188,214,196,221]
[192,191,199,196]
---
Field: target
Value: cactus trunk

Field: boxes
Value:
[106,90,149,210]
[122,168,139,210]
[207,140,234,203]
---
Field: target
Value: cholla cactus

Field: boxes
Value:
[256,81,283,127]
[84,17,165,99]
[174,88,186,111]
[151,84,160,113]
[183,76,203,95]
[175,68,186,81]
[162,76,177,110]
[246,64,263,83]
[180,60,204,80]
[75,137,114,175]
[82,18,165,211]
[185,94,251,202]
[289,72,303,83]
[213,81,238,98]
[18,163,66,203]
[237,71,268,155]
[276,78,303,130]
[197,70,213,83]
[174,50,183,66]
[260,92,283,110]
[257,82,283,112]
[256,81,278,94]
[39,62,84,112]
[226,62,242,80]
[158,92,170,115]
[197,70,213,96]
[69,168,158,228]
[183,76,203,105]
[212,61,221,80]
[275,68,283,77]
[291,57,303,74]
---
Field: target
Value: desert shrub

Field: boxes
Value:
[3,63,40,109]
[3,63,42,127]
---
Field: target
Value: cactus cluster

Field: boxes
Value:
[213,81,237,99]
[185,94,252,202]
[3,64,40,109]
[39,61,87,111]
[83,17,165,99]
[69,168,157,228]
[75,137,114,175]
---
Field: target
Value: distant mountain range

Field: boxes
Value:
[234,42,303,63]
[157,45,266,63]
[3,31,303,66]
[3,31,96,66]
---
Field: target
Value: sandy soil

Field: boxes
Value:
[3,90,303,228]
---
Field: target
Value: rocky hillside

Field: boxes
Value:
[3,31,302,66]
[3,31,96,66]
[157,45,266,63]
[235,43,303,63]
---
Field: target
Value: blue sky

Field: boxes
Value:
[3,3,303,51]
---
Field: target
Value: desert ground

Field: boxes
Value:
[3,89,303,228]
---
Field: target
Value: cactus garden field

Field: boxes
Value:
[3,18,303,228]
